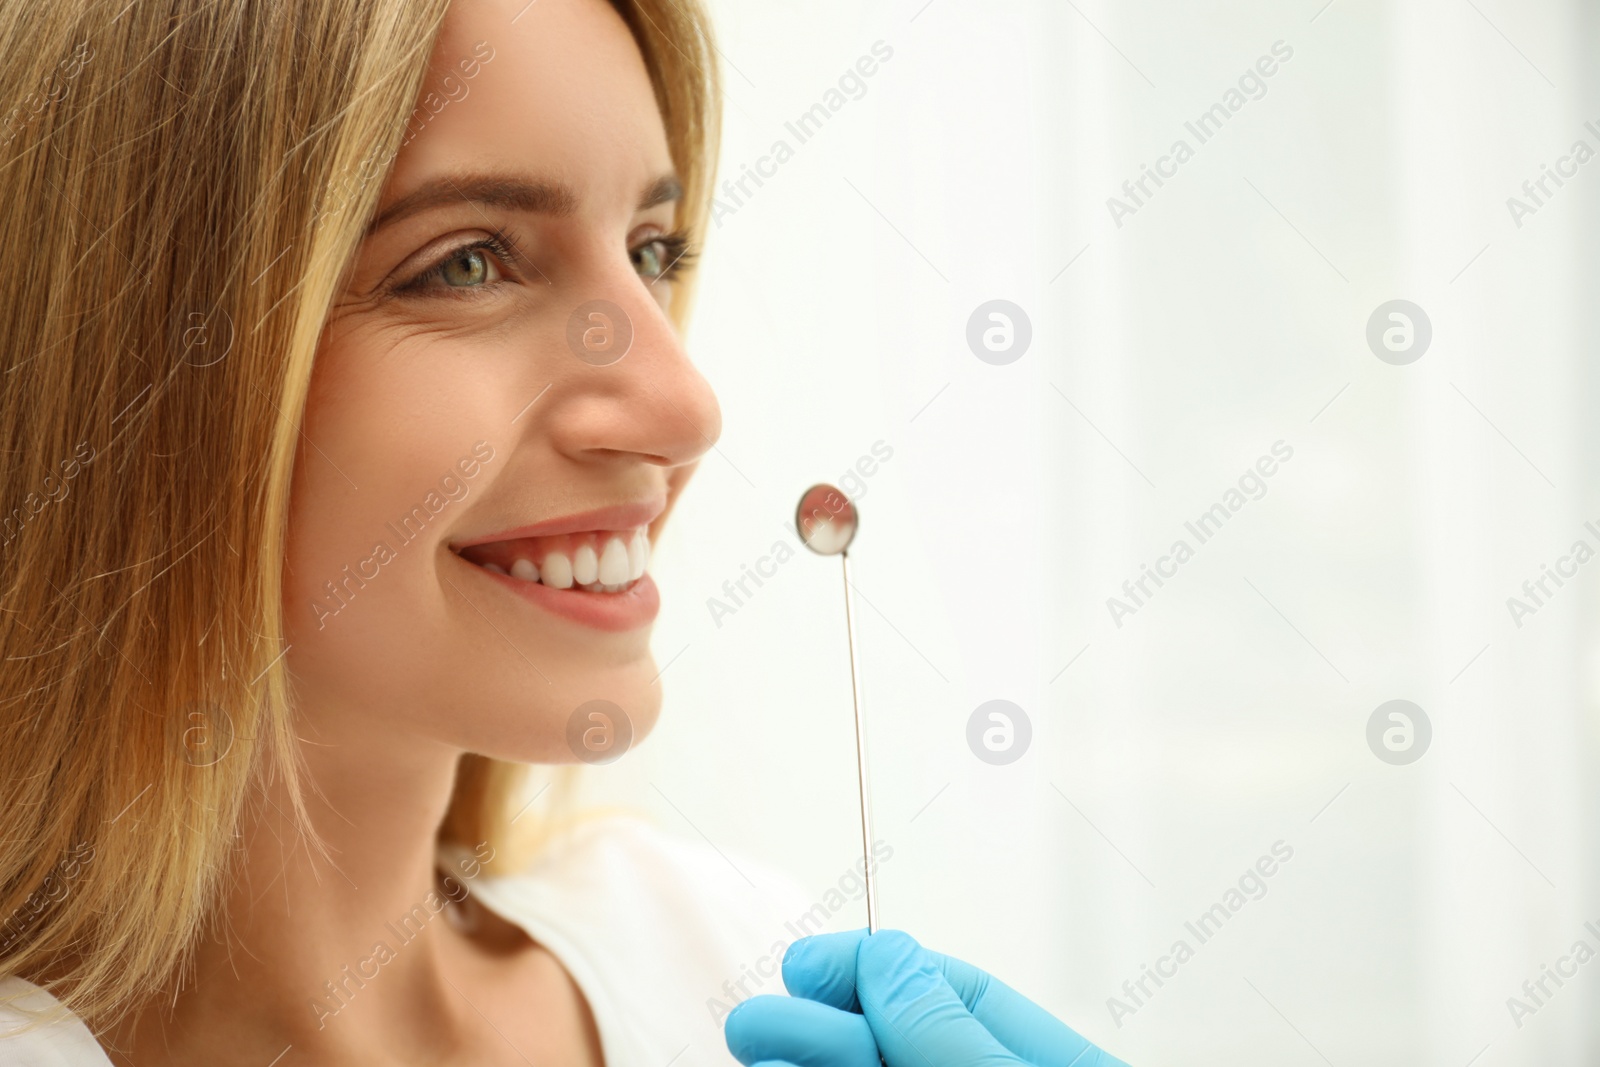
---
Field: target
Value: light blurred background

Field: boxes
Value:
[550,1,1600,1063]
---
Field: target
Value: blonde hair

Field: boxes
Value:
[0,0,720,1032]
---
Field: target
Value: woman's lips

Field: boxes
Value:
[451,526,659,631]
[450,497,666,547]
[467,562,661,632]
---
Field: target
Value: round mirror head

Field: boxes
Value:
[795,484,859,555]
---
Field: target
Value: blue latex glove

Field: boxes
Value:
[723,928,1129,1067]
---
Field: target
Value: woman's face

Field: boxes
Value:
[282,0,719,763]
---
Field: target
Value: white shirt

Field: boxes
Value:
[0,814,818,1066]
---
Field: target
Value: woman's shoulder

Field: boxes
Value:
[461,810,823,1054]
[0,976,114,1065]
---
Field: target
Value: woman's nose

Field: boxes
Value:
[543,266,722,471]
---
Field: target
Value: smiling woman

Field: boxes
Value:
[0,0,831,1064]
[0,2,1137,1066]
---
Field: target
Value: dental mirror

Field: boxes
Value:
[794,484,876,932]
[796,484,858,556]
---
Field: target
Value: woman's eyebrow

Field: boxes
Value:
[365,171,682,236]
[638,173,682,210]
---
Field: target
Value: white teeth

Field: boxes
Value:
[598,537,630,584]
[572,543,598,585]
[628,530,648,580]
[479,529,652,592]
[541,551,574,589]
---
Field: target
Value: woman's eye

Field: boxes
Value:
[632,238,667,280]
[393,234,517,298]
[434,246,501,289]
[631,232,695,283]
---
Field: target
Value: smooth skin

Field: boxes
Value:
[106,0,718,1064]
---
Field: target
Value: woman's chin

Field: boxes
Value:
[472,666,663,767]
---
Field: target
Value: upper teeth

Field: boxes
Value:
[572,543,599,585]
[597,536,630,584]
[489,528,650,592]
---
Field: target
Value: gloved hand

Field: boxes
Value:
[723,928,1129,1067]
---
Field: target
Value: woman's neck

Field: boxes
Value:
[104,723,487,1065]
